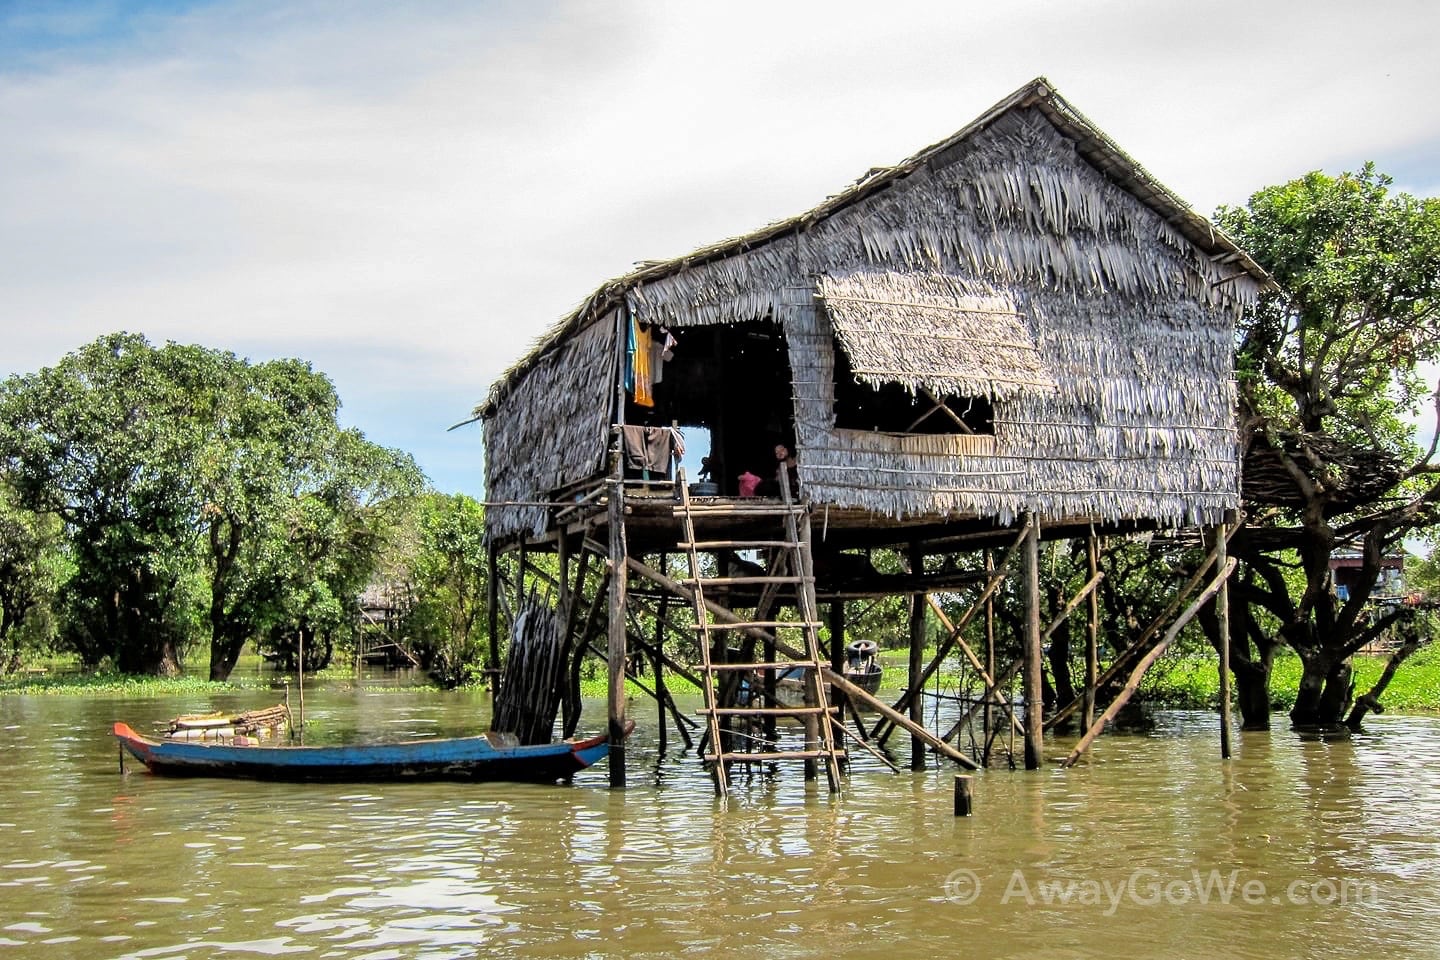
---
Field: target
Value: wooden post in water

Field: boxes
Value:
[908,544,927,771]
[296,627,305,744]
[1216,517,1234,760]
[1023,515,1043,770]
[1084,532,1100,733]
[953,774,974,816]
[607,475,628,788]
[653,554,670,757]
[558,533,571,618]
[983,549,996,767]
[486,541,501,696]
[829,600,847,734]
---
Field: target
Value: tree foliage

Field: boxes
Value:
[1218,166,1440,727]
[0,333,423,678]
[396,493,490,687]
[0,481,65,672]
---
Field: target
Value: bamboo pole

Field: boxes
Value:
[1216,521,1233,760]
[1046,526,1233,731]
[624,553,977,769]
[607,477,628,788]
[653,554,669,757]
[1061,558,1238,767]
[829,600,847,731]
[983,549,996,767]
[1084,533,1100,732]
[908,545,926,771]
[486,541,501,694]
[1023,514,1042,770]
[871,523,1027,745]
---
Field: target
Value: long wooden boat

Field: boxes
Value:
[113,721,629,783]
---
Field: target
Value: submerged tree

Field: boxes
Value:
[1218,165,1440,729]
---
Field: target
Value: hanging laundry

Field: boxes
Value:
[624,316,636,394]
[651,328,678,384]
[620,425,673,473]
[632,319,654,407]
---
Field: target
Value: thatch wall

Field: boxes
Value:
[480,79,1266,536]
[484,313,617,540]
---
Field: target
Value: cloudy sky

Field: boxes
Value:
[3,0,1437,494]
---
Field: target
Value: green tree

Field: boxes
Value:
[1218,165,1440,728]
[0,481,65,672]
[0,333,424,678]
[261,431,423,675]
[199,359,422,680]
[400,493,489,686]
[0,334,218,673]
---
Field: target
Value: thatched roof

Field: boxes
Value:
[476,76,1270,420]
[480,77,1268,540]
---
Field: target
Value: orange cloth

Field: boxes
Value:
[632,320,654,407]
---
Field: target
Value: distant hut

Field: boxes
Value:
[476,77,1272,792]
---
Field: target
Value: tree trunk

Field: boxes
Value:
[1346,633,1422,732]
[209,632,245,682]
[1289,653,1353,729]
[1232,657,1272,730]
[1046,605,1076,732]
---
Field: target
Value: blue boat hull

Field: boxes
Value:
[113,722,620,784]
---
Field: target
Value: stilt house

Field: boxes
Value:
[475,78,1272,792]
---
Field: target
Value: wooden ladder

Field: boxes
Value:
[678,470,843,795]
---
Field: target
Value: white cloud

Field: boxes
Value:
[2,0,1438,492]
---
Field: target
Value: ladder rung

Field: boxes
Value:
[683,575,809,586]
[679,539,801,550]
[691,621,823,631]
[707,661,821,671]
[706,750,845,762]
[684,503,805,515]
[702,706,834,716]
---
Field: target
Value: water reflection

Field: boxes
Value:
[1,691,1438,958]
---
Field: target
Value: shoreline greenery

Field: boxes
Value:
[11,644,1440,721]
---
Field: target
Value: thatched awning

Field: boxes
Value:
[818,271,1057,400]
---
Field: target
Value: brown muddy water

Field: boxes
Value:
[2,684,1439,960]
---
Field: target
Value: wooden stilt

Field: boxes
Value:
[1062,558,1237,767]
[908,546,926,771]
[607,478,628,788]
[296,628,305,743]
[829,600,847,736]
[983,549,996,767]
[486,542,501,695]
[1216,519,1234,760]
[624,553,977,770]
[654,553,670,757]
[1084,533,1099,733]
[559,533,572,604]
[1046,528,1233,732]
[953,775,974,816]
[871,526,1026,745]
[1023,514,1043,770]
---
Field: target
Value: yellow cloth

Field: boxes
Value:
[632,320,654,407]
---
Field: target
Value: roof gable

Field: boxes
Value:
[478,77,1269,419]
